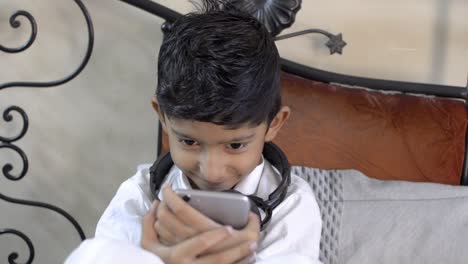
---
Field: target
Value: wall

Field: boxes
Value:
[1,0,162,262]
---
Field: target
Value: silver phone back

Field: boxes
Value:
[174,189,250,229]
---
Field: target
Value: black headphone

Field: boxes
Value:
[149,142,291,230]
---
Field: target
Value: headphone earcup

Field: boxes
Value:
[149,152,175,200]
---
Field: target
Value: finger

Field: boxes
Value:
[203,235,238,254]
[162,185,220,230]
[157,200,197,241]
[239,212,261,242]
[154,220,177,246]
[204,212,261,254]
[234,254,256,264]
[174,226,233,258]
[196,240,257,264]
[141,200,160,248]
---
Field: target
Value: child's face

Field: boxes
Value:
[164,119,268,191]
[153,99,290,191]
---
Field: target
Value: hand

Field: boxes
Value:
[155,186,221,245]
[142,200,256,264]
[155,186,261,257]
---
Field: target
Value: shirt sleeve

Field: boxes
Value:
[256,175,323,264]
[64,237,164,264]
[95,175,152,245]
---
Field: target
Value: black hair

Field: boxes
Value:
[156,0,281,128]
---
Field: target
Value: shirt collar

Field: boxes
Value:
[233,156,265,195]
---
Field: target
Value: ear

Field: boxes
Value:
[265,106,291,142]
[151,97,168,132]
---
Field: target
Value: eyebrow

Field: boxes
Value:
[171,128,256,143]
[171,129,194,140]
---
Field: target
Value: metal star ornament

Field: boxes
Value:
[326,33,347,55]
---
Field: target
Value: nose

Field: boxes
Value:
[199,150,227,183]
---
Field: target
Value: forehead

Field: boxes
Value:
[167,118,267,143]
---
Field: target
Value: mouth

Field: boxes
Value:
[197,181,227,191]
[185,173,227,191]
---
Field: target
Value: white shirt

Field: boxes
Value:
[67,159,322,263]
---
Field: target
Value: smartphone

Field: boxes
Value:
[173,189,250,229]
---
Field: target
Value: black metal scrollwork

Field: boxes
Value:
[0,143,28,181]
[119,0,346,55]
[228,0,302,37]
[0,113,85,263]
[0,106,29,144]
[0,105,34,263]
[0,191,87,240]
[0,10,37,53]
[225,0,346,55]
[0,229,34,264]
[275,29,347,55]
[0,0,94,90]
[0,106,29,181]
[1,0,93,262]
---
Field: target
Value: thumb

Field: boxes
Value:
[141,200,160,248]
[246,212,261,232]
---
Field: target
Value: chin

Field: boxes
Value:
[200,183,236,192]
[201,185,228,192]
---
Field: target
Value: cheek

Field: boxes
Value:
[232,142,264,177]
[167,137,198,172]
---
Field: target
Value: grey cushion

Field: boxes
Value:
[293,166,468,264]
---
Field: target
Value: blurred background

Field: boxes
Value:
[1,0,467,263]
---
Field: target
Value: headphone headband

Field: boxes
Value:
[149,142,291,229]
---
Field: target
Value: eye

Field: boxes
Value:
[180,139,198,146]
[227,143,246,150]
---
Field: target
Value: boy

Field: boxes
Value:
[70,1,322,263]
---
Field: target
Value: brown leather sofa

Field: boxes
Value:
[160,72,468,185]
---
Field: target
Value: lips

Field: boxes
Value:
[183,172,219,188]
[196,180,226,191]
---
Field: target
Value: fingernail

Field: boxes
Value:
[212,228,231,243]
[248,253,256,263]
[249,242,257,252]
[225,226,234,235]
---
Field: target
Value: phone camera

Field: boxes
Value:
[182,195,191,202]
